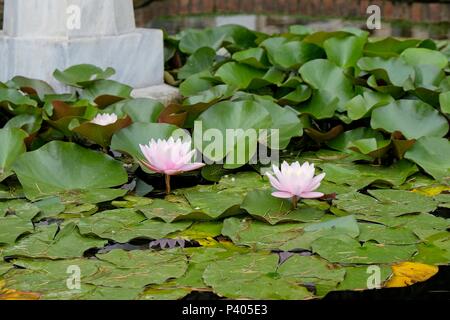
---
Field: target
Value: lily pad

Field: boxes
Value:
[111,122,182,161]
[194,100,271,168]
[370,99,448,140]
[0,128,28,182]
[78,209,192,243]
[3,223,107,259]
[12,141,128,200]
[92,249,188,288]
[312,235,417,264]
[334,190,437,217]
[203,252,312,299]
[241,189,325,225]
[299,59,353,108]
[222,217,306,250]
[322,160,418,189]
[405,137,450,181]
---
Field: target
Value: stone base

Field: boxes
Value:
[132,84,181,106]
[0,28,164,93]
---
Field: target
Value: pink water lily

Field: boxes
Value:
[265,161,325,208]
[139,137,205,194]
[90,113,118,126]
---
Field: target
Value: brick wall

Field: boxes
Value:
[135,0,450,25]
[0,0,448,29]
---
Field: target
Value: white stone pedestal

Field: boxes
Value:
[0,0,178,102]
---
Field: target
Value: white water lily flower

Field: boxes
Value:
[265,161,325,206]
[90,113,118,126]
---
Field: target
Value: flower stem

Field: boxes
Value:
[165,174,171,195]
[291,196,298,209]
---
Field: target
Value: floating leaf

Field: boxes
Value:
[215,62,265,89]
[405,137,450,181]
[0,128,28,182]
[312,235,417,264]
[358,223,418,245]
[178,47,216,80]
[241,190,325,225]
[3,223,107,259]
[401,48,448,69]
[194,100,271,168]
[337,266,392,291]
[324,35,367,68]
[111,122,182,161]
[53,64,115,88]
[386,262,439,288]
[203,252,312,299]
[370,100,448,139]
[222,217,306,250]
[334,190,437,217]
[78,209,191,243]
[322,160,418,189]
[93,249,188,288]
[13,141,128,200]
[299,59,353,108]
[357,56,415,88]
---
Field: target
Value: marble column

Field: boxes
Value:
[0,0,175,99]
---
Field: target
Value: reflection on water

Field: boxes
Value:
[147,14,450,39]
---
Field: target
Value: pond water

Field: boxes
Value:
[147,14,450,39]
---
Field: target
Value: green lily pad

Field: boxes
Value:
[111,122,182,161]
[105,98,164,123]
[334,190,437,217]
[278,255,346,297]
[268,40,324,70]
[370,99,449,140]
[222,217,306,250]
[344,90,394,120]
[324,35,367,68]
[215,62,265,89]
[53,64,115,88]
[336,266,392,291]
[203,252,312,299]
[178,47,216,80]
[8,76,55,100]
[0,128,28,182]
[299,59,353,108]
[401,48,448,69]
[312,235,417,264]
[194,100,271,168]
[92,249,188,288]
[304,215,360,238]
[3,223,107,259]
[12,141,128,200]
[174,247,237,289]
[322,160,418,189]
[0,215,34,245]
[232,47,270,69]
[0,88,37,108]
[358,223,419,245]
[241,189,325,225]
[184,190,244,219]
[357,56,415,88]
[405,137,450,181]
[78,209,192,242]
[365,212,450,241]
